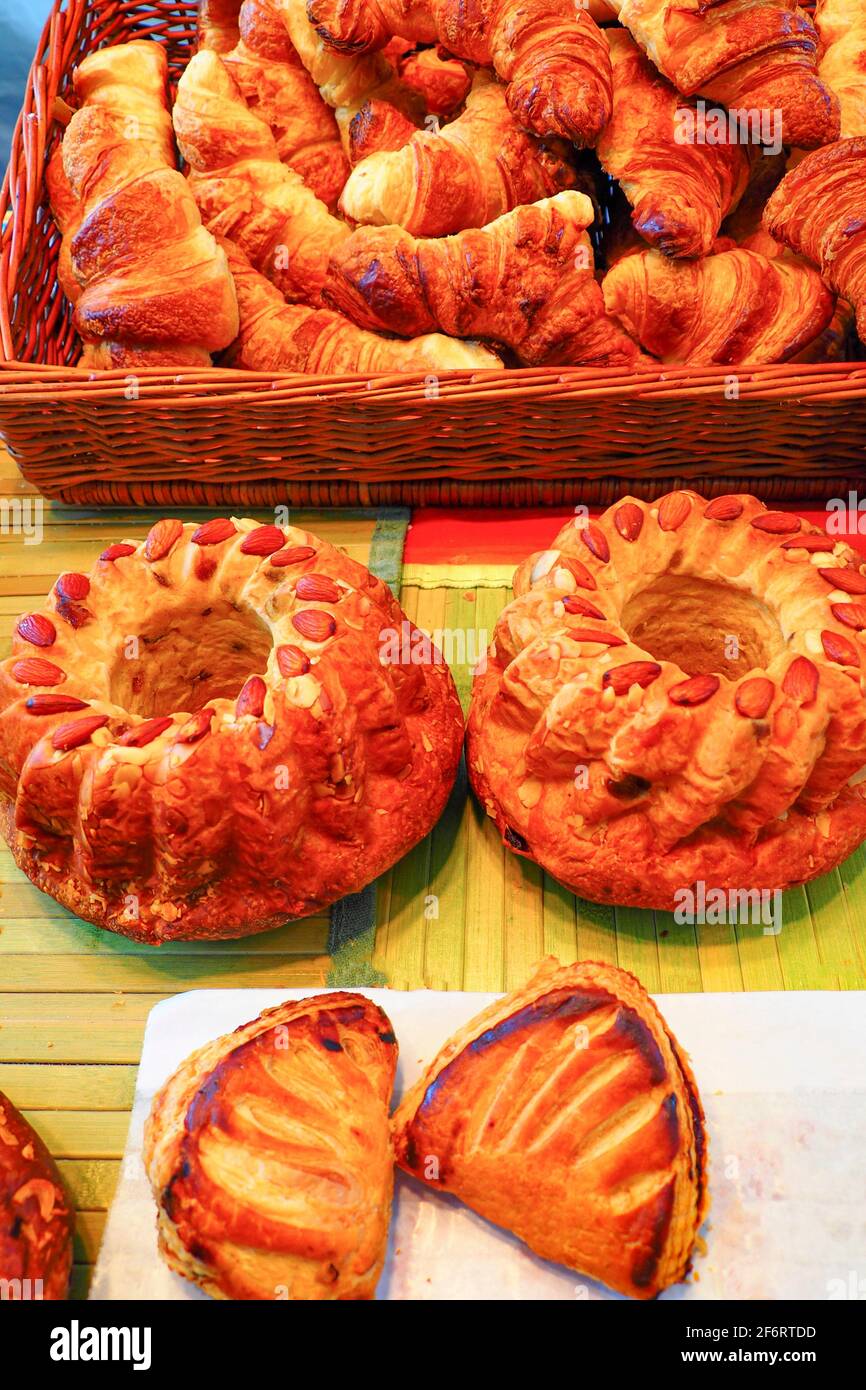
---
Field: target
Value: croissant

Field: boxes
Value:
[273,0,422,143]
[384,38,471,116]
[198,0,243,52]
[347,98,418,163]
[816,0,866,138]
[392,957,708,1300]
[144,993,398,1300]
[306,0,613,146]
[326,192,644,367]
[173,49,350,304]
[222,236,501,372]
[604,241,836,364]
[58,44,238,367]
[597,30,749,259]
[604,0,840,150]
[764,137,866,342]
[739,230,855,361]
[339,72,577,235]
[223,0,349,211]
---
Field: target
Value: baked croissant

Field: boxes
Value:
[59,44,238,368]
[223,237,501,371]
[764,137,866,342]
[603,242,835,364]
[326,192,644,367]
[339,72,578,235]
[173,49,350,304]
[383,38,471,116]
[198,0,243,52]
[222,0,349,211]
[274,0,422,143]
[306,0,613,146]
[0,1089,73,1301]
[604,0,840,149]
[392,957,708,1300]
[347,98,418,163]
[144,993,398,1300]
[597,30,750,259]
[740,230,855,362]
[816,0,866,138]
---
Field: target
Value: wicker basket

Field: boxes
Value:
[1,0,865,507]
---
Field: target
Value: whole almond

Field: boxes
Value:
[580,523,610,564]
[270,546,317,567]
[292,609,337,642]
[735,677,775,719]
[276,644,311,678]
[145,518,183,562]
[570,628,625,647]
[750,512,801,535]
[192,518,236,547]
[558,556,596,591]
[52,714,109,751]
[818,567,866,595]
[100,543,137,562]
[780,534,834,553]
[782,656,819,704]
[56,572,89,601]
[25,693,88,715]
[562,595,606,620]
[178,708,214,743]
[657,493,691,532]
[12,658,65,686]
[668,674,720,706]
[17,614,56,647]
[602,661,661,696]
[118,716,174,747]
[240,525,285,557]
[703,496,744,521]
[821,630,860,667]
[613,502,643,542]
[831,603,866,631]
[235,675,267,718]
[295,574,341,603]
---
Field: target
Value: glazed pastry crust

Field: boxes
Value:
[144,993,398,1300]
[0,1090,73,1300]
[467,492,866,910]
[0,518,464,942]
[392,957,708,1300]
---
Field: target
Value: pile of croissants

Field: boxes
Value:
[47,0,866,374]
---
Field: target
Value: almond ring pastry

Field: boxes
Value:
[144,992,397,1300]
[0,1088,73,1300]
[0,519,463,942]
[468,492,866,910]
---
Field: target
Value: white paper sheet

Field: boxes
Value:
[90,988,866,1301]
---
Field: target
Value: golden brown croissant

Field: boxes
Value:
[339,72,577,235]
[58,44,238,367]
[274,0,422,143]
[144,993,398,1300]
[325,192,645,367]
[740,230,855,361]
[198,0,243,53]
[223,236,502,371]
[597,30,750,259]
[605,0,840,149]
[173,49,350,304]
[764,136,866,343]
[347,98,418,163]
[222,0,349,211]
[392,957,708,1300]
[816,0,866,138]
[384,38,471,116]
[306,0,613,146]
[603,241,835,364]
[1,1089,73,1300]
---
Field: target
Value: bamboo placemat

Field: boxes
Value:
[1,455,864,1298]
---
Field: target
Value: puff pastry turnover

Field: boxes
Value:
[392,958,707,1299]
[144,992,398,1299]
